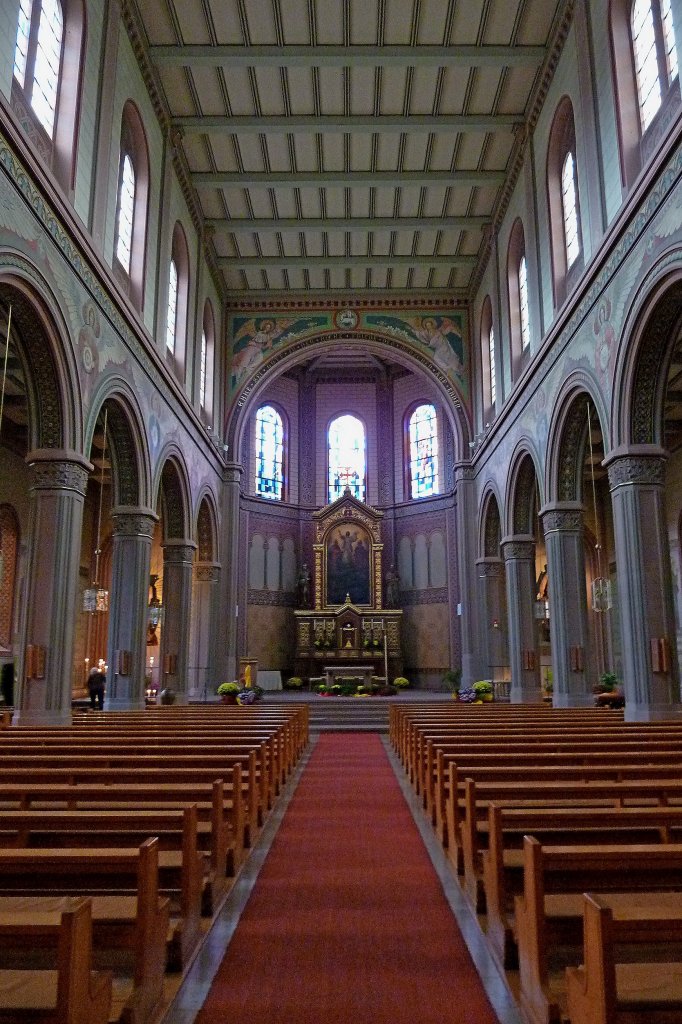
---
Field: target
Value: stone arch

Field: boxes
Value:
[613,260,682,448]
[154,447,192,542]
[84,383,150,509]
[546,372,609,504]
[0,267,81,452]
[225,330,472,465]
[480,487,503,557]
[505,444,543,536]
[195,490,219,562]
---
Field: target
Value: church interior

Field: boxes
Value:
[2,0,682,1020]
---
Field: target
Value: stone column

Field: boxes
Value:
[540,503,594,707]
[158,539,197,704]
[605,447,681,721]
[476,557,508,681]
[189,562,221,700]
[105,507,157,710]
[218,463,243,681]
[455,462,485,687]
[14,450,91,726]
[501,536,542,703]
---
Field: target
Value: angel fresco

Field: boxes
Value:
[229,314,330,392]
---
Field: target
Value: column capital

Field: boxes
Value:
[501,535,535,561]
[195,561,221,583]
[476,557,505,578]
[26,450,92,496]
[111,506,158,539]
[162,539,198,564]
[539,502,584,534]
[603,446,667,490]
[223,462,244,486]
[454,460,475,483]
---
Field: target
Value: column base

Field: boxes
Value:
[624,701,682,722]
[509,686,543,704]
[12,709,72,726]
[552,692,595,708]
[103,697,146,711]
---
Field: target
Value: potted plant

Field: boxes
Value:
[442,668,462,698]
[393,676,410,690]
[472,680,494,703]
[284,676,304,690]
[595,671,624,708]
[216,681,240,704]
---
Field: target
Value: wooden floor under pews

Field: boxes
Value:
[0,704,308,1024]
[390,702,682,1024]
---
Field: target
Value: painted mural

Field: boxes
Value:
[228,309,469,404]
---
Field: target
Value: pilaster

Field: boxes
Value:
[501,536,542,703]
[189,562,221,700]
[158,539,197,704]
[455,461,485,686]
[219,463,243,680]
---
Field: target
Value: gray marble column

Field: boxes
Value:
[540,503,594,707]
[476,558,508,680]
[455,462,485,687]
[158,539,197,704]
[14,451,91,726]
[218,463,243,681]
[105,507,157,710]
[501,536,542,703]
[605,447,681,721]
[189,562,221,700]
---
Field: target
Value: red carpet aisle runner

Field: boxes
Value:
[196,733,499,1024]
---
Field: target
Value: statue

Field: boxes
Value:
[297,563,311,608]
[385,565,400,609]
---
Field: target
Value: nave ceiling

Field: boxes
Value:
[126,0,571,300]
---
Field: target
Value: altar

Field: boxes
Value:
[293,490,403,682]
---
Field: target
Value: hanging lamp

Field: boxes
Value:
[83,408,109,613]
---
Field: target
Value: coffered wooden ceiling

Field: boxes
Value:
[128,0,571,299]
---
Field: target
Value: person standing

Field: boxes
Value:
[87,665,106,710]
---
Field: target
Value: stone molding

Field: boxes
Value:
[606,454,666,489]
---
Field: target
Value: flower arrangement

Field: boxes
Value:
[457,687,476,703]
[216,682,240,696]
[473,680,494,703]
[284,676,304,689]
[393,676,410,689]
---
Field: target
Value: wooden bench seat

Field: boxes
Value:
[566,893,682,1024]
[0,841,169,1024]
[514,839,682,1024]
[0,897,111,1024]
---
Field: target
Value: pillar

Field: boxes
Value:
[476,557,508,681]
[105,507,157,710]
[218,463,243,681]
[605,447,681,721]
[501,536,542,702]
[158,539,196,704]
[540,503,594,707]
[189,561,221,700]
[455,462,485,687]
[14,450,91,726]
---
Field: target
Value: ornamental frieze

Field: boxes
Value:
[607,455,666,489]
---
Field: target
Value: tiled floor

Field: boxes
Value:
[161,732,523,1024]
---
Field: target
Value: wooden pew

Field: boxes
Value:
[0,840,169,1024]
[514,838,682,1024]
[0,897,112,1024]
[566,893,682,1024]
[0,806,204,970]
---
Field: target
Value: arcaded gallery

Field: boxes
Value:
[1,0,682,1021]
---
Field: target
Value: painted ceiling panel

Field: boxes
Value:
[135,0,568,294]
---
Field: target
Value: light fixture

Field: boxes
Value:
[83,408,109,613]
[147,574,163,646]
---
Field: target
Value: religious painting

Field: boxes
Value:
[326,524,371,606]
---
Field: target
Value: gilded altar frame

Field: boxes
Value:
[311,490,384,611]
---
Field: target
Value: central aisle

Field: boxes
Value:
[196,733,500,1024]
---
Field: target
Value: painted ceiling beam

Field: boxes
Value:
[225,288,468,298]
[150,44,546,69]
[207,215,490,232]
[217,254,478,269]
[194,170,506,188]
[173,114,520,134]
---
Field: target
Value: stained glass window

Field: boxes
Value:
[561,151,580,268]
[519,256,531,349]
[489,326,496,406]
[408,404,439,499]
[166,259,178,353]
[328,414,365,502]
[13,0,64,137]
[256,405,284,501]
[116,154,135,272]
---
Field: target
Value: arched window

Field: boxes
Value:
[200,300,215,420]
[480,296,496,416]
[255,406,284,501]
[547,96,581,309]
[114,102,149,311]
[12,0,84,191]
[507,218,531,377]
[519,255,531,348]
[611,0,678,187]
[407,404,439,499]
[165,259,178,354]
[328,414,365,503]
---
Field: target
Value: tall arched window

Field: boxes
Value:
[165,222,189,376]
[547,97,581,308]
[407,404,439,499]
[200,300,215,420]
[328,414,365,503]
[519,255,531,348]
[632,0,678,130]
[480,296,496,416]
[488,325,497,407]
[165,259,178,354]
[199,330,207,408]
[255,406,284,501]
[508,218,531,378]
[114,102,149,311]
[12,0,83,191]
